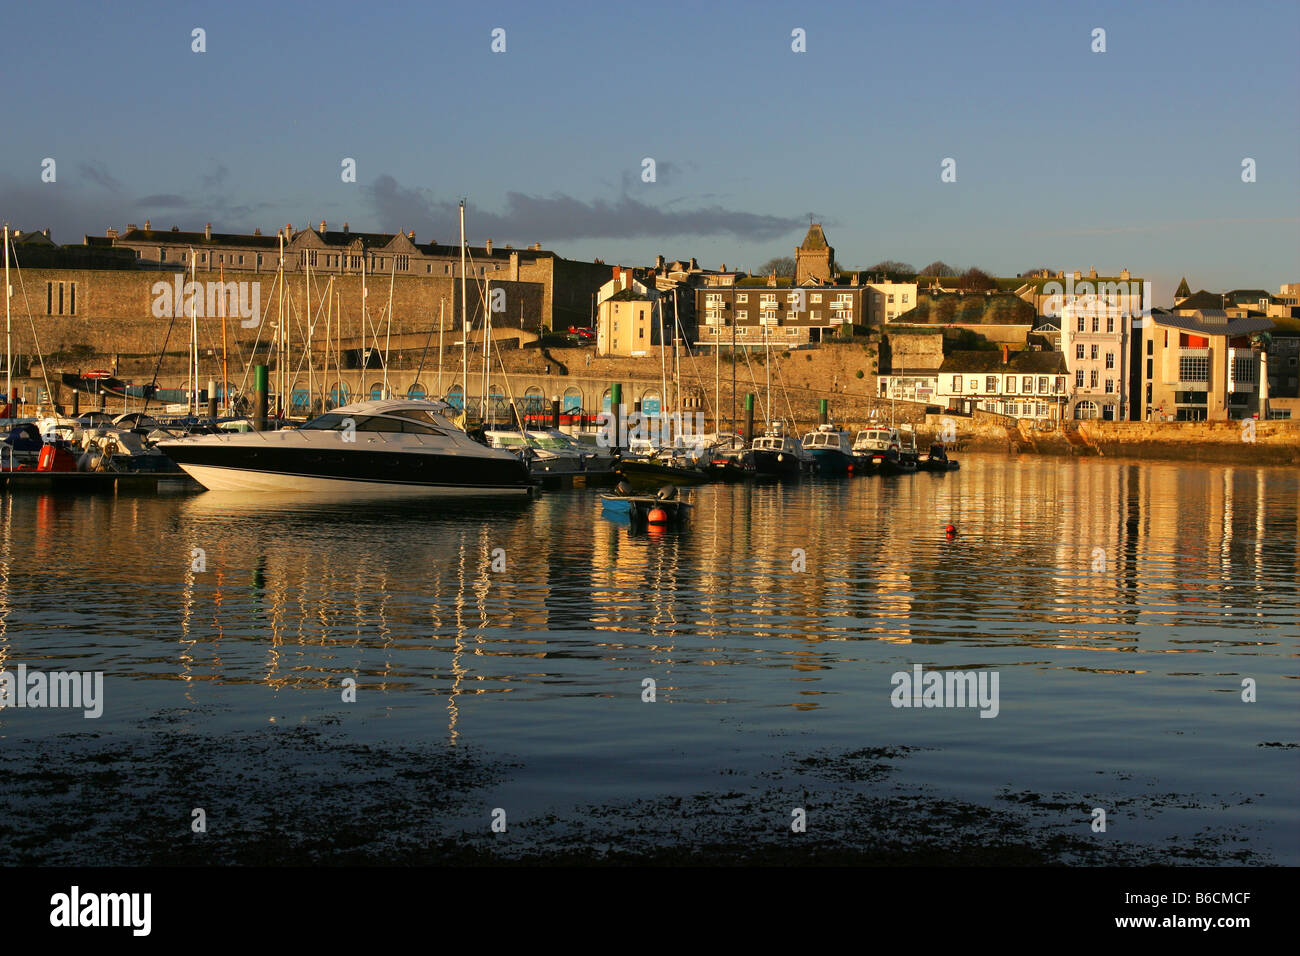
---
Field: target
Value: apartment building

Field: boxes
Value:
[1134,310,1272,421]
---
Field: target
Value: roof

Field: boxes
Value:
[1152,310,1274,337]
[117,227,282,248]
[799,223,830,250]
[939,350,1068,374]
[1173,289,1226,312]
[606,287,654,303]
[1175,277,1191,299]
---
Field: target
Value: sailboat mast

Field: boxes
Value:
[277,232,285,418]
[189,248,198,417]
[481,277,490,422]
[658,297,667,444]
[219,263,228,416]
[3,224,10,422]
[437,298,445,397]
[459,201,468,420]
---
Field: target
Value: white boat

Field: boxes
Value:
[157,398,533,497]
[484,427,605,477]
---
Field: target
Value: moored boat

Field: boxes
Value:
[801,424,857,476]
[157,398,533,497]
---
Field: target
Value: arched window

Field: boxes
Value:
[562,386,583,413]
[406,382,427,399]
[329,384,350,408]
[290,383,310,414]
[1074,401,1099,420]
[445,385,464,410]
[369,382,385,401]
[522,385,545,417]
[640,389,661,416]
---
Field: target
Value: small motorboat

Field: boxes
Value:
[600,482,692,525]
[750,424,812,480]
[801,423,857,476]
[918,442,960,472]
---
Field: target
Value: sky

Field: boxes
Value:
[1,0,1296,303]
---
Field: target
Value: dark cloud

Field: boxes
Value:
[364,174,802,243]
[77,161,122,193]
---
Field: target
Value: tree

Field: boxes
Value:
[958,267,997,291]
[918,261,958,277]
[866,260,915,277]
[757,256,795,277]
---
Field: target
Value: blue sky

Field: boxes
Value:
[1,0,1296,300]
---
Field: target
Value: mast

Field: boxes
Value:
[481,277,490,422]
[673,288,681,423]
[306,258,314,414]
[436,298,445,396]
[219,263,229,416]
[658,297,667,445]
[361,244,368,400]
[383,257,395,398]
[3,225,10,422]
[189,248,198,417]
[277,231,286,418]
[730,306,736,436]
[459,201,468,421]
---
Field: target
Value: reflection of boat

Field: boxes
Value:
[801,424,857,476]
[600,482,691,525]
[158,398,533,497]
[918,442,960,472]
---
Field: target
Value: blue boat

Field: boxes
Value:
[800,424,857,476]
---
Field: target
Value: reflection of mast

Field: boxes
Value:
[0,495,11,697]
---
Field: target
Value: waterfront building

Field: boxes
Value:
[695,281,867,348]
[935,348,1069,420]
[1060,296,1138,421]
[1134,309,1272,421]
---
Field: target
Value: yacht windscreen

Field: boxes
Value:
[301,414,443,435]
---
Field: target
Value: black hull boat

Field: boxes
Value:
[615,458,709,489]
[918,443,959,472]
[750,448,804,480]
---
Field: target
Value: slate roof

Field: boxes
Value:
[799,224,830,250]
[117,227,282,248]
[1173,290,1226,312]
[938,350,1068,374]
[1153,310,1274,337]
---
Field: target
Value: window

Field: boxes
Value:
[1146,340,1152,355]
[1091,317,1100,332]
[397,255,409,270]
[1105,352,1114,369]
[1022,376,1033,392]
[902,294,909,304]
[1179,356,1209,382]
[308,250,318,267]
[1146,358,1153,378]
[1007,377,1018,394]
[239,255,244,265]
[1076,344,1085,359]
[969,379,978,391]
[887,294,895,303]
[761,294,776,304]
[985,376,998,393]
[1077,316,1085,332]
[1105,378,1114,393]
[1234,357,1257,383]
[1090,345,1099,360]
[1037,376,1048,393]
[160,249,166,261]
[1090,370,1099,388]
[1076,369,1085,387]
[69,282,75,315]
[1106,316,1114,333]
[810,293,821,303]
[737,293,748,303]
[257,254,263,268]
[787,327,799,337]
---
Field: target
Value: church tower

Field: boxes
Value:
[795,223,835,285]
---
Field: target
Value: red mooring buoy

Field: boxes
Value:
[945,523,958,538]
[648,507,669,525]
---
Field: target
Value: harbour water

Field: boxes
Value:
[0,453,1296,864]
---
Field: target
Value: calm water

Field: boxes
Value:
[1,453,1297,863]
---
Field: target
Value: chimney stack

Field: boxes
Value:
[144,219,151,231]
[343,222,349,233]
[485,239,493,255]
[106,227,117,239]
[205,222,212,240]
[320,220,327,234]
[407,230,415,240]
[1001,345,1010,365]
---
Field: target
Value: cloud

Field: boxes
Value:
[202,164,229,189]
[364,174,803,243]
[77,161,122,193]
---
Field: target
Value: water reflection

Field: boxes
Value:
[0,455,1295,729]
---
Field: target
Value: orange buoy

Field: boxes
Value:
[945,523,958,538]
[647,507,669,525]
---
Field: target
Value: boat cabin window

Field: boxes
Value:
[301,413,443,435]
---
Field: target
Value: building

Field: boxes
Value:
[1134,310,1272,421]
[696,282,866,348]
[935,348,1070,420]
[100,221,611,330]
[794,223,834,285]
[863,280,918,324]
[1060,295,1138,420]
[596,281,660,357]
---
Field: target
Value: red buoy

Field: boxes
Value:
[647,507,669,525]
[945,523,958,538]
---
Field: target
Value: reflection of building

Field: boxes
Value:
[1135,310,1271,421]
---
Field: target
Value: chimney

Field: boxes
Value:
[205,222,212,240]
[613,265,621,283]
[171,225,179,232]
[126,224,136,232]
[851,272,860,285]
[343,222,350,233]
[721,263,726,272]
[320,220,327,235]
[1001,345,1010,365]
[254,228,262,236]
[144,219,151,231]
[105,227,117,239]
[656,254,665,270]
[284,223,293,240]
[407,230,415,240]
[485,239,493,255]
[689,257,698,270]
[43,228,50,237]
